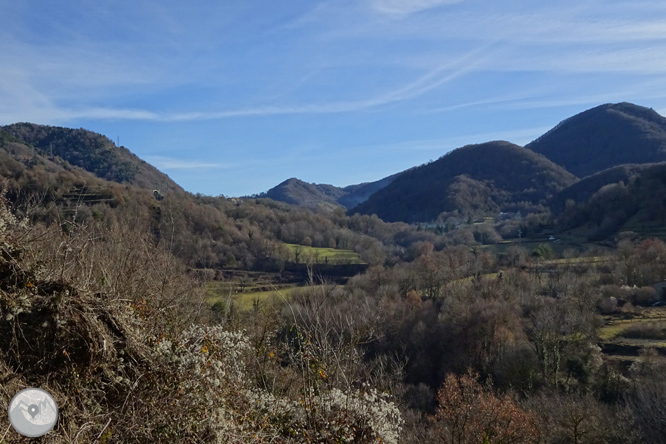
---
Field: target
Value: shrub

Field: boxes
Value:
[0,195,403,443]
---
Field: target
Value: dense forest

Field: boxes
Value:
[3,188,666,442]
[3,105,666,442]
[526,102,666,177]
[554,161,666,241]
[351,141,576,223]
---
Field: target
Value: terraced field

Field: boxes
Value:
[285,244,365,264]
[206,283,302,310]
[205,281,332,310]
[598,308,666,362]
[204,271,301,308]
[204,248,361,311]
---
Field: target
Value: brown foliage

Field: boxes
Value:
[432,371,540,444]
[0,194,216,442]
[526,391,640,444]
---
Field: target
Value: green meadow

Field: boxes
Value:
[285,243,365,264]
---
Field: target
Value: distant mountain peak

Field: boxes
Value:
[526,102,666,177]
[352,140,576,223]
[263,174,402,210]
[264,178,346,209]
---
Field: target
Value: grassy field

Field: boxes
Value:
[599,308,666,345]
[285,243,365,264]
[205,281,304,310]
[484,237,590,256]
[598,320,645,341]
[600,318,666,339]
[524,256,611,269]
[597,309,666,366]
[204,252,358,311]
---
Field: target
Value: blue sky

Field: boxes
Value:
[2,0,666,196]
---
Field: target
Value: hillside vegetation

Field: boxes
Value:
[338,172,403,208]
[549,163,657,214]
[1,123,182,193]
[352,141,576,223]
[264,178,347,209]
[263,173,402,210]
[0,196,404,443]
[0,124,460,273]
[555,162,666,241]
[526,102,666,177]
[4,189,666,442]
[4,112,666,442]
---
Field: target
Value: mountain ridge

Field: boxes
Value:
[1,123,183,193]
[351,141,577,223]
[264,178,346,209]
[7,101,666,232]
[262,172,404,210]
[525,102,666,177]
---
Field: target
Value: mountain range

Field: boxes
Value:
[3,102,666,235]
[263,102,666,224]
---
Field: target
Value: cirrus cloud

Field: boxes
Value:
[370,0,467,17]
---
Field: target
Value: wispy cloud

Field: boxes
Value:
[330,4,666,45]
[422,90,545,114]
[313,3,666,75]
[5,0,666,198]
[423,81,666,115]
[0,40,492,124]
[3,0,665,128]
[143,156,228,170]
[172,49,484,118]
[370,0,466,17]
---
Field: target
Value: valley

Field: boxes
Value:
[4,102,666,442]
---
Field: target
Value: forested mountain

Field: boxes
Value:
[1,123,182,192]
[554,161,666,240]
[263,173,402,210]
[264,178,347,209]
[0,126,450,270]
[526,102,666,177]
[261,103,666,224]
[549,162,657,213]
[351,141,576,223]
[5,115,666,443]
